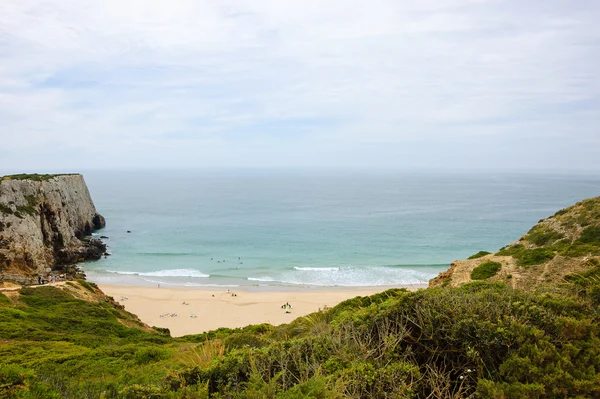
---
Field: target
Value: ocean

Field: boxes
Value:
[81,170,600,289]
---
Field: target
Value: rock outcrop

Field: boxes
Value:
[430,196,600,290]
[0,174,106,283]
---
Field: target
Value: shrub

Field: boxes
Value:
[468,251,492,260]
[557,243,600,258]
[471,261,502,280]
[525,225,564,246]
[119,383,165,399]
[0,364,34,397]
[578,225,600,245]
[134,347,169,364]
[496,245,556,266]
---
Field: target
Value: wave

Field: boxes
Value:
[143,279,239,288]
[293,267,340,271]
[247,277,276,282]
[246,266,438,287]
[106,268,209,278]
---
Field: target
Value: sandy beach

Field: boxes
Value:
[99,284,426,337]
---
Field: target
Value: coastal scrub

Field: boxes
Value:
[470,260,502,280]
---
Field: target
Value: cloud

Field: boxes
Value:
[0,0,599,171]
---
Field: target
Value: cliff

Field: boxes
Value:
[0,174,106,283]
[430,196,600,289]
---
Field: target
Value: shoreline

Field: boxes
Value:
[99,283,427,337]
[84,268,439,292]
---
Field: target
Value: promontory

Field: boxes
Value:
[0,173,106,284]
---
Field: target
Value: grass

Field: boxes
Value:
[76,279,98,293]
[0,284,180,398]
[471,261,502,280]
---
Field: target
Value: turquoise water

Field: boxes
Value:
[81,170,600,288]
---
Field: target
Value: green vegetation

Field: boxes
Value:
[579,225,600,245]
[0,173,77,182]
[0,196,39,216]
[524,225,564,246]
[493,197,600,264]
[2,278,600,398]
[0,292,11,305]
[15,195,39,216]
[496,244,556,266]
[471,260,502,280]
[496,223,600,265]
[0,284,177,398]
[468,250,491,259]
[76,279,99,293]
[0,203,13,215]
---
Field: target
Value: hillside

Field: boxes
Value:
[430,196,600,290]
[0,174,106,284]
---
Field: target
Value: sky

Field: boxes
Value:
[0,0,599,172]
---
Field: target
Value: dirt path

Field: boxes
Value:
[0,282,65,291]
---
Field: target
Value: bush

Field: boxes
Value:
[134,347,170,364]
[578,225,600,245]
[468,251,492,260]
[0,364,34,397]
[525,225,564,246]
[496,245,556,266]
[471,261,502,280]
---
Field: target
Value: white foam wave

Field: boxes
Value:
[294,267,340,271]
[143,279,239,288]
[106,268,209,278]
[247,267,437,287]
[247,276,276,282]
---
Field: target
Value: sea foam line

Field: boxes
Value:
[293,267,340,271]
[106,268,209,278]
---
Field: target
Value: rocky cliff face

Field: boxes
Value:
[430,196,600,289]
[0,174,106,283]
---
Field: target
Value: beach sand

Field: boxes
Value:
[99,284,426,337]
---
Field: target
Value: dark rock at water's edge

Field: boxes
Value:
[93,213,106,230]
[54,238,107,265]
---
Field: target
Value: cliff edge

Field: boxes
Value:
[0,174,106,283]
[430,196,600,289]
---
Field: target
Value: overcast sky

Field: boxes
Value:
[0,0,599,172]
